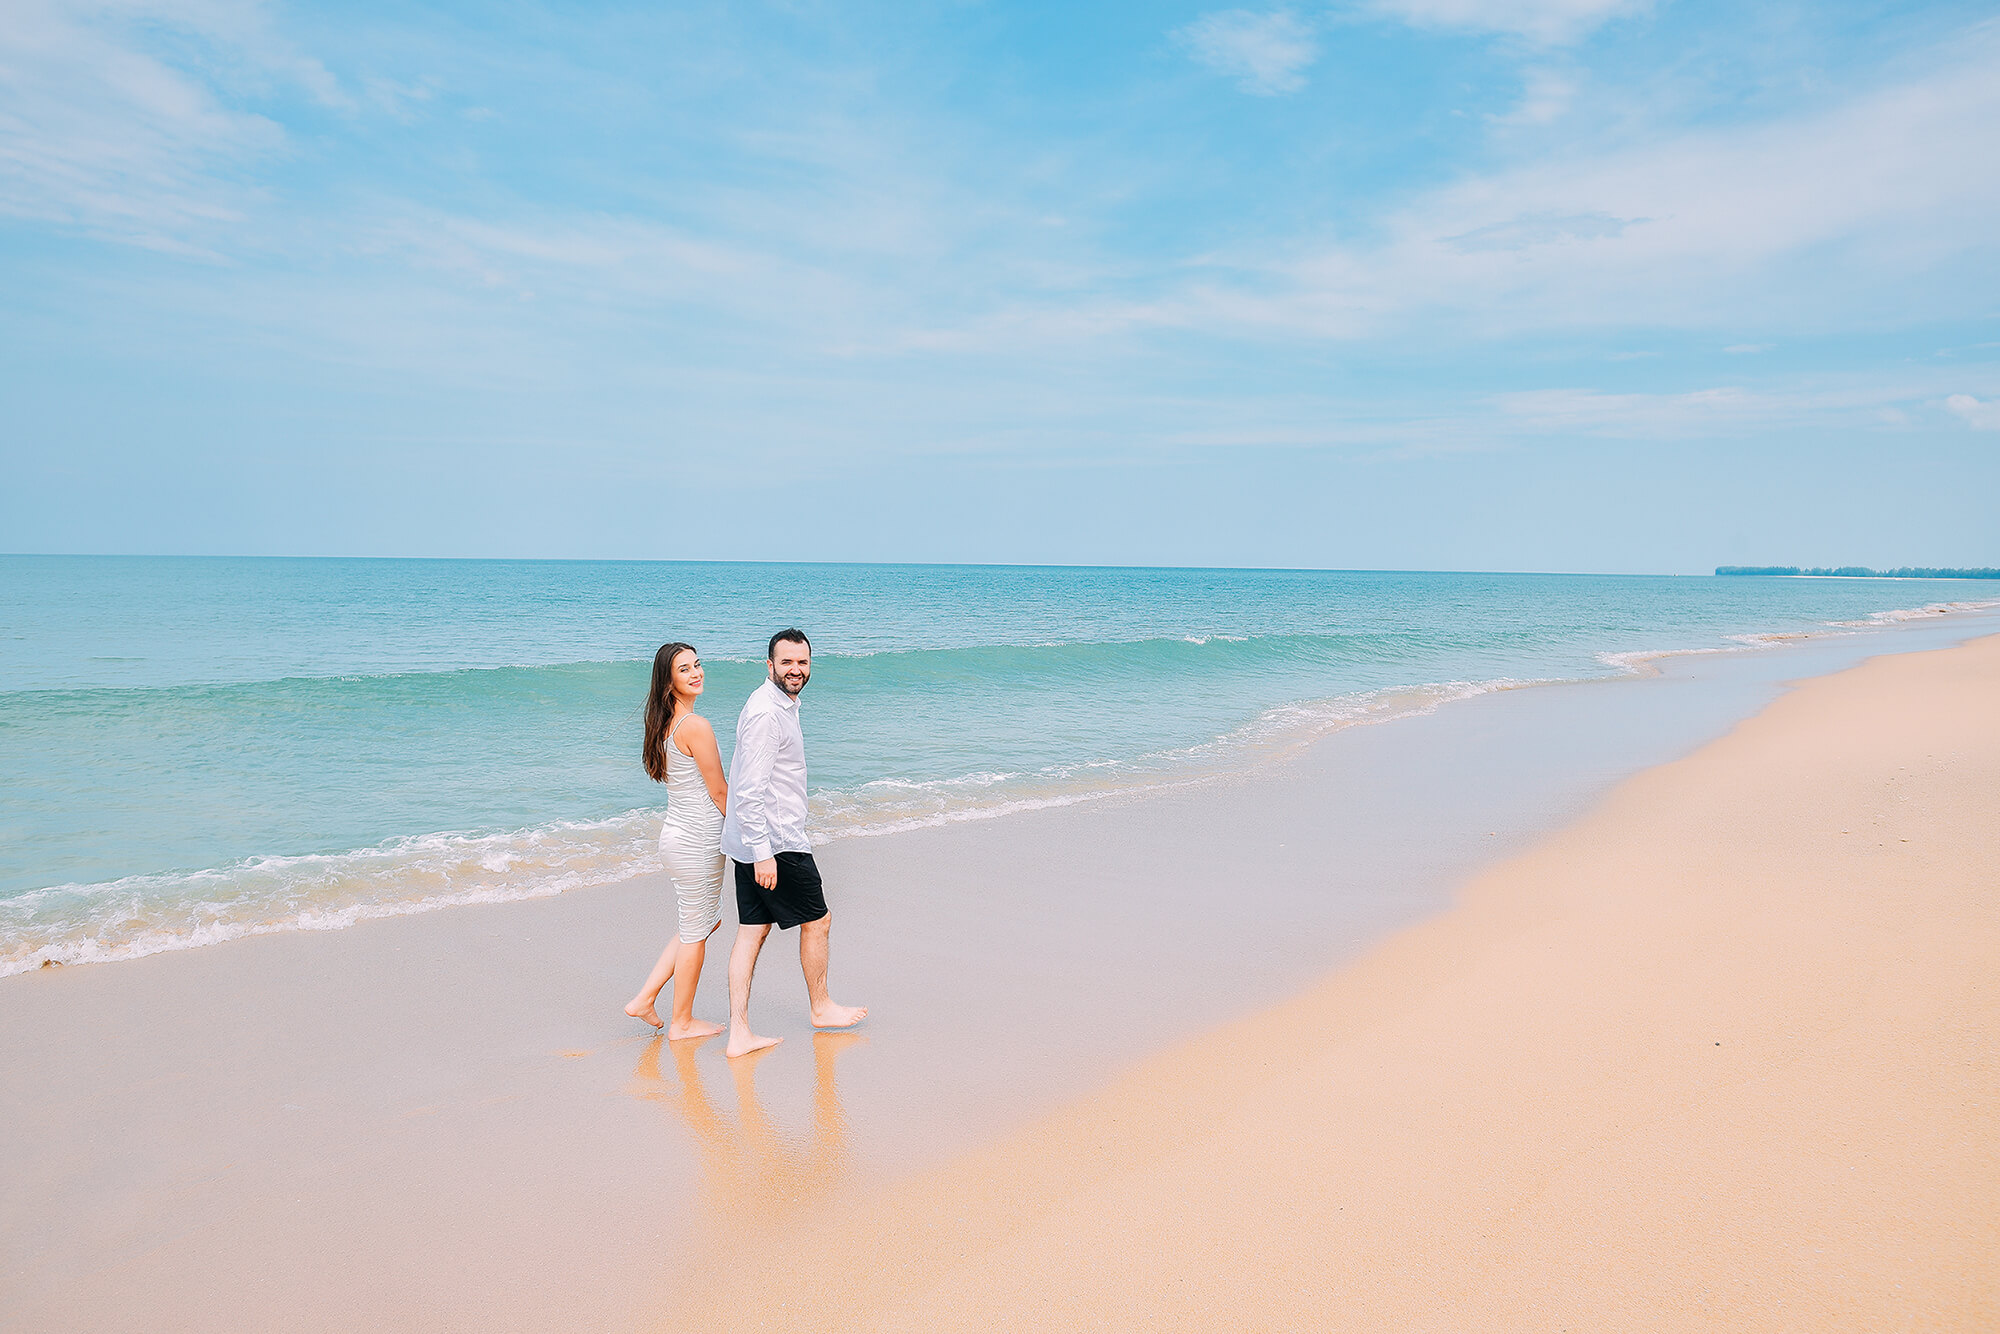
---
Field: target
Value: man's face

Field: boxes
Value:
[769,641,811,697]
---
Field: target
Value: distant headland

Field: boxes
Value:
[1717,566,2000,579]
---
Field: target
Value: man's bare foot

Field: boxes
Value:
[811,1002,868,1030]
[725,1029,783,1059]
[667,1018,725,1042]
[625,1000,664,1029]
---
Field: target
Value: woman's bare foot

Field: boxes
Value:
[668,1018,725,1041]
[625,999,664,1029]
[810,1002,868,1030]
[725,1029,782,1059]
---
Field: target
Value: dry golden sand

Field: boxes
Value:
[673,635,2000,1332]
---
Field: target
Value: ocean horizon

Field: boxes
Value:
[4,554,1996,977]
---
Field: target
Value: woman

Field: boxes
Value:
[625,642,731,1039]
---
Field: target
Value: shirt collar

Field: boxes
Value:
[763,678,801,711]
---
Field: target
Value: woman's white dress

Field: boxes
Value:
[660,715,726,944]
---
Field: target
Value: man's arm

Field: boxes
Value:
[730,709,780,866]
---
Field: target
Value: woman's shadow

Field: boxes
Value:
[628,1030,864,1230]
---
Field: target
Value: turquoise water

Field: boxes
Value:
[3,556,1994,975]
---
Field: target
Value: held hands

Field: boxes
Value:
[754,858,778,890]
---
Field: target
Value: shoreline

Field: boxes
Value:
[9,596,1996,979]
[3,620,1996,1331]
[676,632,2000,1332]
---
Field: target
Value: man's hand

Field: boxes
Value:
[754,858,778,890]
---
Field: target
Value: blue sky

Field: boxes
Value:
[3,0,1996,572]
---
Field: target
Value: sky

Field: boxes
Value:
[2,0,1996,573]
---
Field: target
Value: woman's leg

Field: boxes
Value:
[666,859,726,1039]
[666,920,724,1039]
[632,827,698,1029]
[668,939,703,1028]
[626,939,679,1027]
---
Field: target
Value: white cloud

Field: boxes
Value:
[1368,0,1647,46]
[1479,371,2000,439]
[1491,67,1576,124]
[1443,210,1640,251]
[1175,10,1319,95]
[352,207,858,325]
[1491,385,1769,435]
[363,76,436,122]
[1945,394,2000,429]
[1041,368,2000,460]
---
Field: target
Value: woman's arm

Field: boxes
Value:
[680,716,729,816]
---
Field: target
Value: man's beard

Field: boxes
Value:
[773,668,809,697]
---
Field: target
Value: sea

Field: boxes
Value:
[3,555,1995,977]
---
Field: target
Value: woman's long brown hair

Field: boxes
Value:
[642,642,696,783]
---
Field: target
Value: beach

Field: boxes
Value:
[679,632,2000,1332]
[10,1,1997,1324]
[3,624,1996,1331]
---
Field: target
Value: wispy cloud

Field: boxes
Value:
[349,205,870,334]
[1174,9,1319,95]
[1135,25,2000,341]
[0,0,347,253]
[1367,0,1648,46]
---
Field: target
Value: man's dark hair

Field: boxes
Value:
[767,628,811,660]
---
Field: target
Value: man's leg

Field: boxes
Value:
[725,923,782,1058]
[798,913,867,1030]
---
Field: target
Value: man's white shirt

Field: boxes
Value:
[720,678,810,864]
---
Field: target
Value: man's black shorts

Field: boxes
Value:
[734,851,829,930]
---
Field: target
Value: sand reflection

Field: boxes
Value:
[629,1031,862,1227]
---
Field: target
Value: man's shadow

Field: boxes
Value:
[629,1030,863,1229]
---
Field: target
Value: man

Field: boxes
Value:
[719,628,867,1058]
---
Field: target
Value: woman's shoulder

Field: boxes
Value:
[676,713,717,741]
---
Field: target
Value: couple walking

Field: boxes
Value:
[624,629,867,1057]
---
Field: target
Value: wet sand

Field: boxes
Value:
[679,633,2000,1332]
[2,614,1995,1332]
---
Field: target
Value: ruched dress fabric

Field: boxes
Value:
[659,716,726,944]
